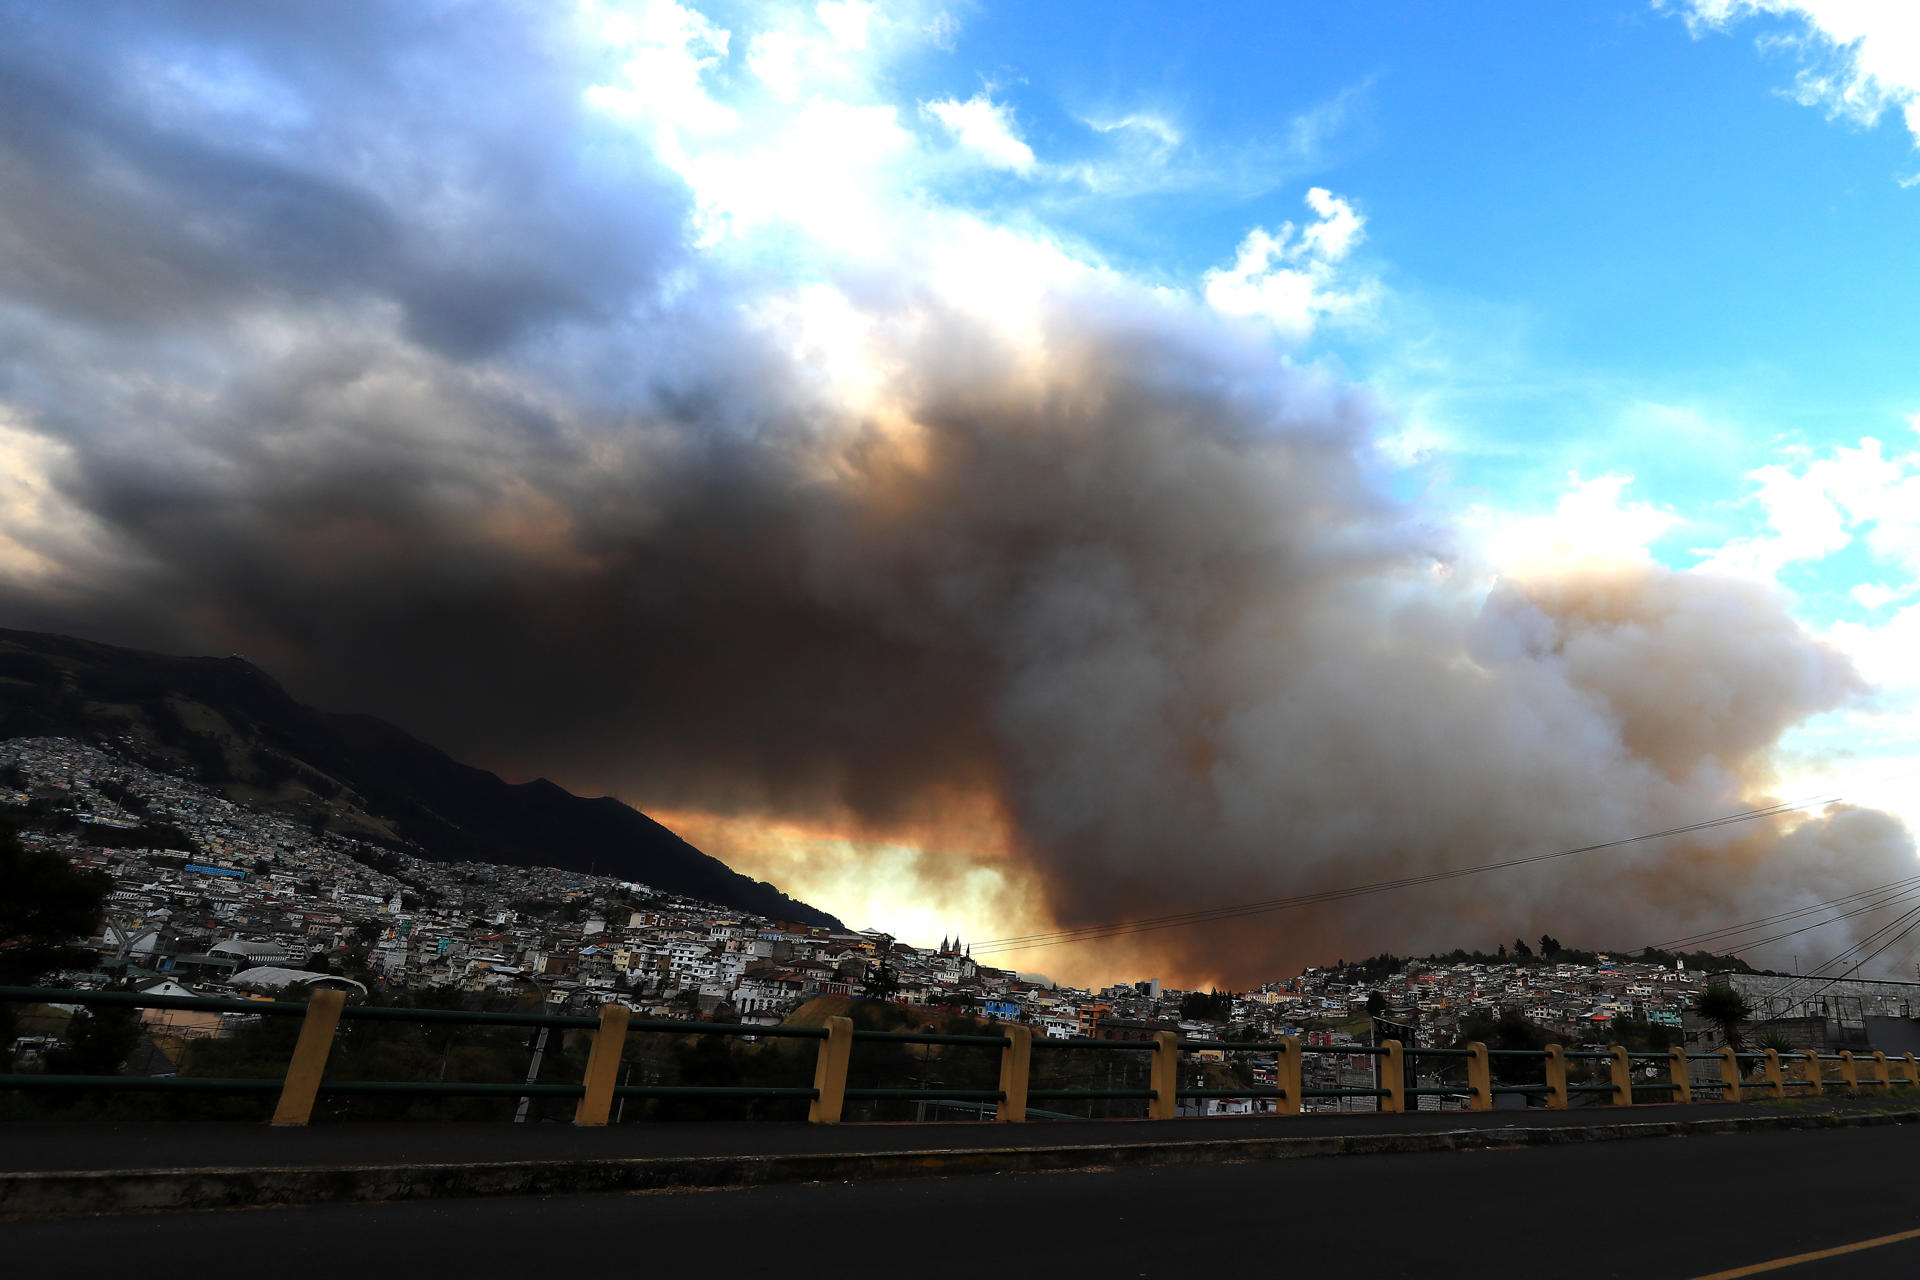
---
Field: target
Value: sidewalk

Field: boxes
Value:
[4,1097,1915,1218]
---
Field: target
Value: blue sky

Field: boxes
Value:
[900,2,1920,823]
[575,2,1920,633]
[5,0,1920,977]
[915,2,1920,583]
[848,1,1920,855]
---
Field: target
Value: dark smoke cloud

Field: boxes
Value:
[0,0,685,354]
[0,1,1909,985]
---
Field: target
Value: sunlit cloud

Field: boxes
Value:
[1202,188,1376,341]
[923,92,1037,174]
[1468,473,1680,577]
[1670,1,1920,176]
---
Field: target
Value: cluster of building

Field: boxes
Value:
[11,734,1913,1088]
[1274,954,1703,1037]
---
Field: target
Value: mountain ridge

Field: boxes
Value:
[0,627,840,928]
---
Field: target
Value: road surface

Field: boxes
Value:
[3,1122,1914,1278]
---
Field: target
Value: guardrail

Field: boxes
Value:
[3,986,1915,1126]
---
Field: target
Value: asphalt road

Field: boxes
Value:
[3,1099,1900,1172]
[4,1124,1916,1278]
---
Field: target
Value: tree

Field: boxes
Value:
[1179,988,1233,1020]
[865,942,901,1001]
[0,817,108,984]
[47,1001,140,1076]
[1513,938,1533,959]
[1366,990,1389,1016]
[1456,1009,1549,1084]
[1540,935,1561,959]
[1610,1013,1675,1053]
[1696,984,1752,1052]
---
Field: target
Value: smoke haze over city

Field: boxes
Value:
[4,1,1920,986]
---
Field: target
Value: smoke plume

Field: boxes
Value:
[0,1,1909,984]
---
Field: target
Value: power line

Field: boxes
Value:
[969,792,1843,957]
[971,761,1920,959]
[1807,899,1920,981]
[1749,903,1920,1015]
[1672,881,1920,963]
[1652,875,1920,953]
[1855,914,1920,983]
[1703,901,1920,1027]
[1726,888,1920,959]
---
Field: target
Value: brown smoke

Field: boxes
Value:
[9,282,1907,985]
[0,1,1911,987]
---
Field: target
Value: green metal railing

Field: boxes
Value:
[4,985,1913,1126]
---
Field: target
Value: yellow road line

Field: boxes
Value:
[1690,1226,1920,1278]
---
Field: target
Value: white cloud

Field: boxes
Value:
[1470,473,1681,577]
[1849,581,1913,609]
[815,0,876,50]
[0,412,121,586]
[589,1,940,249]
[584,0,737,170]
[1830,600,1920,704]
[1696,459,1851,577]
[1697,431,1920,579]
[1083,112,1182,150]
[923,93,1037,174]
[746,1,879,101]
[1671,2,1920,164]
[1793,599,1920,840]
[1201,188,1375,340]
[1712,422,1920,842]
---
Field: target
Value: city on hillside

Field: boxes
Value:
[9,733,1920,1112]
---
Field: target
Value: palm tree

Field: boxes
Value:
[1697,984,1752,1053]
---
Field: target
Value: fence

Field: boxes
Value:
[2,986,1914,1126]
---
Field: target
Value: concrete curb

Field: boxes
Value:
[5,1108,1916,1219]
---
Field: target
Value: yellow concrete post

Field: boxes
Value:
[1544,1044,1569,1109]
[1608,1045,1633,1107]
[1839,1050,1859,1090]
[996,1024,1032,1122]
[1718,1046,1742,1103]
[1903,1053,1919,1088]
[808,1016,854,1124]
[1762,1049,1786,1100]
[1466,1041,1492,1112]
[1380,1040,1406,1114]
[1871,1051,1891,1090]
[1148,1030,1181,1120]
[1668,1047,1692,1104]
[1274,1037,1303,1116]
[572,1001,630,1126]
[1803,1050,1824,1094]
[271,988,346,1126]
